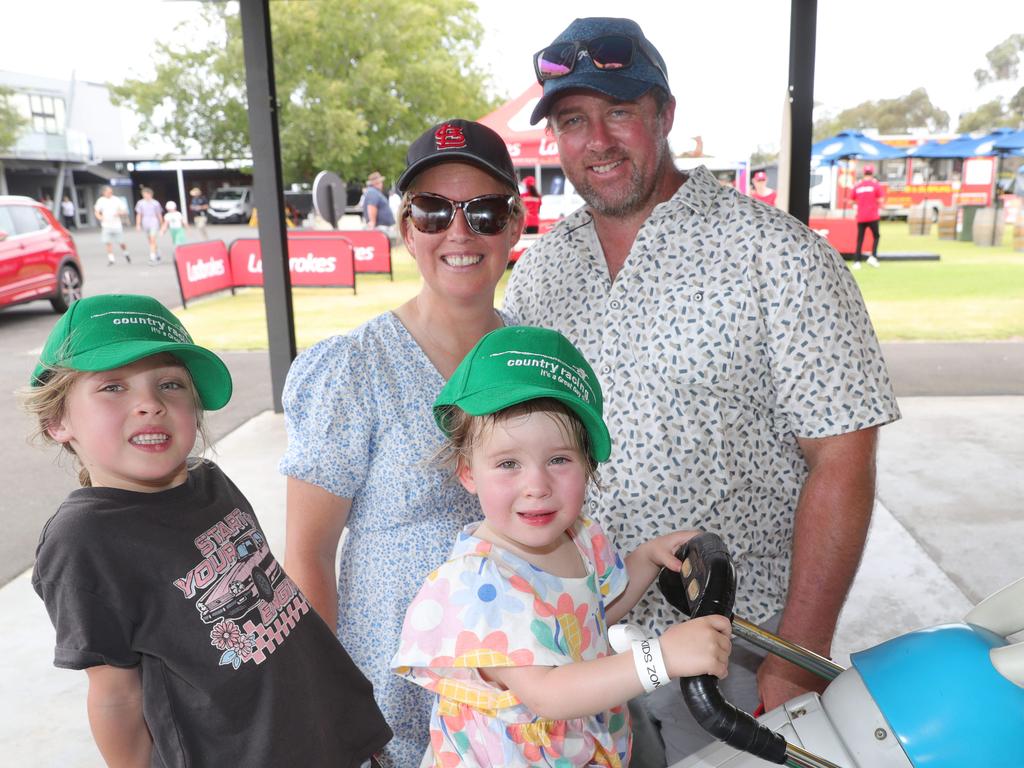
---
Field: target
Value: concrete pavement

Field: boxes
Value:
[3,396,1022,765]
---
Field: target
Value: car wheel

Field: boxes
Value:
[50,263,82,314]
[252,567,274,601]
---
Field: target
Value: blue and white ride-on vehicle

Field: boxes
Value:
[657,533,1024,768]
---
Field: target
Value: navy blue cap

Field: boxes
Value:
[396,119,518,193]
[530,17,670,125]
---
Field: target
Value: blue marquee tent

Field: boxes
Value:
[811,131,906,164]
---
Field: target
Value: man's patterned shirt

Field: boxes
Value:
[504,165,900,628]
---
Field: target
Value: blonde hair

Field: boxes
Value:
[21,361,211,488]
[435,398,600,487]
[398,170,525,242]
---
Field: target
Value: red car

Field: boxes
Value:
[0,196,83,313]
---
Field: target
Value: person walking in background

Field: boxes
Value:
[60,195,76,229]
[93,186,131,266]
[505,16,900,764]
[363,171,396,242]
[750,170,777,206]
[521,174,542,233]
[851,163,884,269]
[188,187,209,240]
[161,200,187,248]
[135,187,164,265]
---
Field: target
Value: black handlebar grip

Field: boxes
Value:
[658,532,788,764]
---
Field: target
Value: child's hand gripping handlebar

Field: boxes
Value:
[657,532,789,764]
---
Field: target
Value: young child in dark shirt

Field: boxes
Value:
[25,293,390,767]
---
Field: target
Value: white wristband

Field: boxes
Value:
[608,622,646,654]
[631,637,670,693]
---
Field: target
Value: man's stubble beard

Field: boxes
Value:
[573,134,672,218]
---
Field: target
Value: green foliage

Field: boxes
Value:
[957,97,1020,132]
[0,85,27,152]
[110,0,497,185]
[814,88,949,141]
[960,34,1024,131]
[973,33,1024,86]
[749,145,778,167]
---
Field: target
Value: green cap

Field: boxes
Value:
[434,326,611,462]
[31,294,233,410]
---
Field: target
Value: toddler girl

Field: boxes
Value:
[393,326,731,766]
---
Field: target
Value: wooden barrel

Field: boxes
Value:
[1015,219,1024,252]
[937,208,956,240]
[908,206,931,236]
[972,207,1004,247]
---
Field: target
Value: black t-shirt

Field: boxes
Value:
[33,460,391,767]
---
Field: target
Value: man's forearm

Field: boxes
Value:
[780,428,878,651]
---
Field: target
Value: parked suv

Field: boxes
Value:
[207,185,254,224]
[0,196,83,313]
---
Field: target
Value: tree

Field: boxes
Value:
[957,98,1018,133]
[959,33,1024,131]
[814,88,949,141]
[0,86,26,153]
[110,0,497,185]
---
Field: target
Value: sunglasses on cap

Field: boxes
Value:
[533,34,667,83]
[407,192,515,236]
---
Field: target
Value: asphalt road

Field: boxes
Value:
[1,225,271,586]
[2,226,1022,586]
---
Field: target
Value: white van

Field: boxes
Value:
[207,186,254,224]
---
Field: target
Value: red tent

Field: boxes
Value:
[478,83,561,167]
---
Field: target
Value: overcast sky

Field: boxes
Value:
[0,1,1018,159]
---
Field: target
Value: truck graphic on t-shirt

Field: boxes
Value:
[195,530,284,624]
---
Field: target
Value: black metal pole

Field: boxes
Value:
[787,0,817,224]
[240,0,295,413]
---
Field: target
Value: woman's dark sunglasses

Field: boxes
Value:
[407,192,514,236]
[534,34,667,83]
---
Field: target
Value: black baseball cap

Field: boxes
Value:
[396,119,518,193]
[530,17,670,125]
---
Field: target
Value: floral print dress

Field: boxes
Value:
[393,516,632,767]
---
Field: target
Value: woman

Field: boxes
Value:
[280,119,523,767]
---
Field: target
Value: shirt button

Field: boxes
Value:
[609,299,621,310]
[693,291,704,301]
[590,501,598,511]
[601,365,612,375]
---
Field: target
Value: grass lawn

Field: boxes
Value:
[851,220,1024,340]
[174,220,1024,351]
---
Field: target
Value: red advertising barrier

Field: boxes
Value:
[809,217,863,256]
[174,240,234,307]
[289,229,393,279]
[173,236,356,307]
[229,237,356,291]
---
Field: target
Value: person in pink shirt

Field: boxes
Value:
[850,164,885,268]
[750,170,777,206]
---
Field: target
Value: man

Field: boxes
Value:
[93,186,131,266]
[504,17,900,765]
[750,169,778,206]
[851,164,884,268]
[188,187,209,241]
[362,170,396,242]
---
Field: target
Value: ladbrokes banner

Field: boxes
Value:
[229,237,355,289]
[174,241,234,306]
[288,229,392,277]
[174,236,356,307]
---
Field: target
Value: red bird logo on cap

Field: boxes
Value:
[435,123,467,150]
